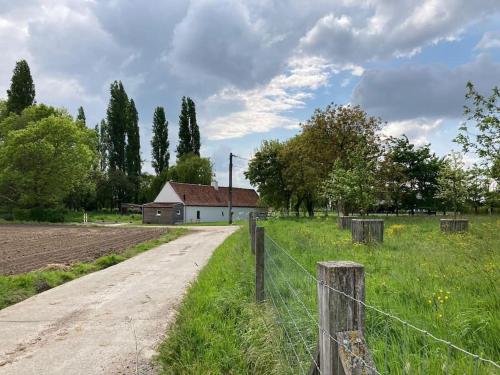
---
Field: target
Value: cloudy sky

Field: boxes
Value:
[1,0,500,187]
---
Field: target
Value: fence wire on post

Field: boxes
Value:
[257,230,500,375]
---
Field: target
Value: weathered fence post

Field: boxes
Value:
[316,261,377,375]
[351,219,384,243]
[255,226,265,303]
[440,218,468,233]
[251,215,257,254]
[248,212,253,234]
[337,216,354,230]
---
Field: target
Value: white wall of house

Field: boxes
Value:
[154,182,182,203]
[184,206,256,223]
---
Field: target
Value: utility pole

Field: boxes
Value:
[228,152,233,224]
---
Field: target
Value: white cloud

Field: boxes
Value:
[382,118,444,146]
[203,57,362,140]
[476,31,500,50]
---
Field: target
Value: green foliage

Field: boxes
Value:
[0,114,97,208]
[437,151,468,218]
[167,154,213,185]
[76,106,86,126]
[187,97,200,156]
[0,228,187,310]
[6,59,35,115]
[455,82,500,181]
[157,229,286,374]
[176,96,201,159]
[126,99,141,177]
[322,153,376,214]
[96,119,109,172]
[106,81,129,172]
[245,140,291,211]
[176,96,192,158]
[0,103,62,140]
[0,100,7,122]
[151,106,170,175]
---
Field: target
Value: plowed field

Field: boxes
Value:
[0,225,168,275]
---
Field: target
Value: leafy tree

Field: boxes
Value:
[106,81,129,172]
[245,140,291,212]
[437,151,468,219]
[465,165,489,214]
[126,99,141,177]
[0,100,7,122]
[6,60,35,115]
[76,106,86,127]
[455,82,500,181]
[381,136,442,214]
[321,153,377,216]
[168,154,213,185]
[187,97,200,156]
[151,106,170,175]
[0,115,96,208]
[279,135,318,216]
[0,104,62,140]
[177,96,192,158]
[96,119,109,172]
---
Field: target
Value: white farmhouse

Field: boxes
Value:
[143,181,262,224]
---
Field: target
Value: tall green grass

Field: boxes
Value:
[0,228,186,310]
[159,216,499,374]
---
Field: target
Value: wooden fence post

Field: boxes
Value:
[255,226,265,303]
[351,219,384,244]
[248,212,253,235]
[251,215,257,254]
[316,261,377,375]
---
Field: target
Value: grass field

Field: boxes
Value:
[158,215,499,374]
[0,228,187,310]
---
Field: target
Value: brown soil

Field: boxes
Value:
[0,225,168,275]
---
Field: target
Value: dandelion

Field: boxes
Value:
[428,300,432,304]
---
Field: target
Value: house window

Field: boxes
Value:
[156,210,162,216]
[196,210,200,220]
[176,209,181,216]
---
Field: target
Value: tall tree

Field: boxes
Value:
[187,97,200,155]
[106,81,129,172]
[437,151,468,219]
[176,96,192,158]
[245,140,291,212]
[151,106,169,175]
[76,106,86,126]
[126,99,141,177]
[96,119,109,172]
[455,82,500,181]
[6,60,35,115]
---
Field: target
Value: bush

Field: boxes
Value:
[9,207,67,222]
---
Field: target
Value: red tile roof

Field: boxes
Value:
[169,182,259,207]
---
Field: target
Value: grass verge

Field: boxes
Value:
[156,228,288,374]
[0,228,187,310]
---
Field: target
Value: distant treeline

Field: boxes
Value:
[246,83,499,216]
[0,59,213,220]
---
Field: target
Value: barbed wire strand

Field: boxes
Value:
[265,277,307,375]
[265,263,321,373]
[264,233,500,370]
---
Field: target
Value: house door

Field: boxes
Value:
[196,210,200,220]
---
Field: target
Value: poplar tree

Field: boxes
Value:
[76,106,86,127]
[126,99,141,177]
[187,97,200,155]
[177,96,192,158]
[97,119,109,172]
[106,81,129,172]
[151,106,169,175]
[6,60,36,114]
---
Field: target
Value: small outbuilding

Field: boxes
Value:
[143,181,264,224]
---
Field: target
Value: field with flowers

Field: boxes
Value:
[261,215,499,373]
[158,215,499,374]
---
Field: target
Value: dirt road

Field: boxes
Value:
[0,226,237,374]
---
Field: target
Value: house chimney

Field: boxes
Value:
[211,179,218,190]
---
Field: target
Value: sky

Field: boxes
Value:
[1,0,499,188]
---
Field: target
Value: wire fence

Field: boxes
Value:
[261,231,500,375]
